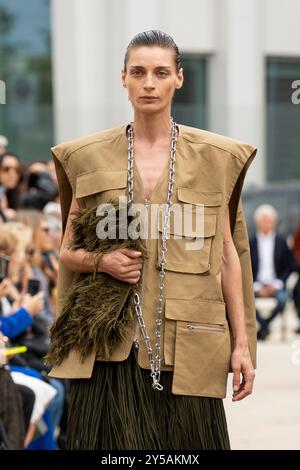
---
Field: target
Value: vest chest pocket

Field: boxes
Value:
[156,188,222,274]
[75,169,127,208]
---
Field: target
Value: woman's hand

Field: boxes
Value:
[231,344,255,402]
[99,248,143,284]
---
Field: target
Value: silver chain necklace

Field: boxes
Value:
[127,118,178,391]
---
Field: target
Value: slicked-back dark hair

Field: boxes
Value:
[124,30,181,73]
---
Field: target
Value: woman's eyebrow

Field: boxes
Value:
[129,65,171,70]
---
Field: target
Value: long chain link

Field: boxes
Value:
[127,118,178,391]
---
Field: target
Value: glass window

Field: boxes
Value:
[0,0,53,161]
[172,54,207,129]
[266,57,300,181]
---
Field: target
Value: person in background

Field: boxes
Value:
[0,152,24,220]
[0,349,26,449]
[12,209,58,316]
[291,221,300,334]
[0,136,8,158]
[1,333,33,452]
[2,220,53,374]
[249,204,295,340]
[20,161,58,211]
[0,227,64,449]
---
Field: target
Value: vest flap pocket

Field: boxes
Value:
[157,213,217,273]
[165,298,226,325]
[158,211,217,238]
[75,169,127,198]
[177,188,223,206]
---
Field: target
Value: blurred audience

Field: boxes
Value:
[0,361,26,449]
[292,222,300,334]
[0,152,24,221]
[20,161,58,211]
[249,204,295,340]
[0,136,8,157]
[12,209,58,313]
[0,184,65,448]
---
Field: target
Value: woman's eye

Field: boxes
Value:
[158,71,168,76]
[132,70,143,76]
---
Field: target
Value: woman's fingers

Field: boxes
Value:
[122,258,142,267]
[125,277,141,284]
[232,370,255,402]
[232,365,241,396]
[119,248,142,259]
[121,263,142,274]
[119,270,141,280]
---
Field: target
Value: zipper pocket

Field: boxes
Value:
[187,324,225,333]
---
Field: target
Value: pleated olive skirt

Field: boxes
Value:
[66,346,230,450]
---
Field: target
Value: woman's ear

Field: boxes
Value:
[176,68,184,90]
[175,68,184,90]
[121,70,126,88]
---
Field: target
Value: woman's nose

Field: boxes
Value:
[143,74,155,89]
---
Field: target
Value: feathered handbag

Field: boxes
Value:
[44,200,148,366]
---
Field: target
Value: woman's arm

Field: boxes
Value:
[221,204,255,402]
[59,196,101,273]
[59,195,143,283]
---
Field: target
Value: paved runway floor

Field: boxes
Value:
[224,304,300,450]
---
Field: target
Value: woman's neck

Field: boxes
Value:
[132,111,172,145]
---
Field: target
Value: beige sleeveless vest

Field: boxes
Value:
[48,123,257,398]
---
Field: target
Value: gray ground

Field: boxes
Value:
[224,300,300,450]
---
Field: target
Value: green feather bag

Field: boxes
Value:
[44,200,148,366]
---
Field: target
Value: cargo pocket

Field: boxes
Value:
[156,188,222,274]
[164,298,231,397]
[75,169,127,208]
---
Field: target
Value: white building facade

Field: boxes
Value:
[51,0,300,188]
[1,0,297,186]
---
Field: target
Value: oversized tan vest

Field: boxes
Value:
[48,123,257,399]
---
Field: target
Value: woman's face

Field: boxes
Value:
[0,155,20,189]
[121,46,183,114]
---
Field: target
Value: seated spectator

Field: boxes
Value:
[12,209,58,316]
[249,204,295,340]
[5,217,55,323]
[0,152,24,221]
[0,366,25,449]
[0,279,44,339]
[0,331,35,449]
[19,162,58,211]
[0,227,64,449]
[292,222,300,334]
